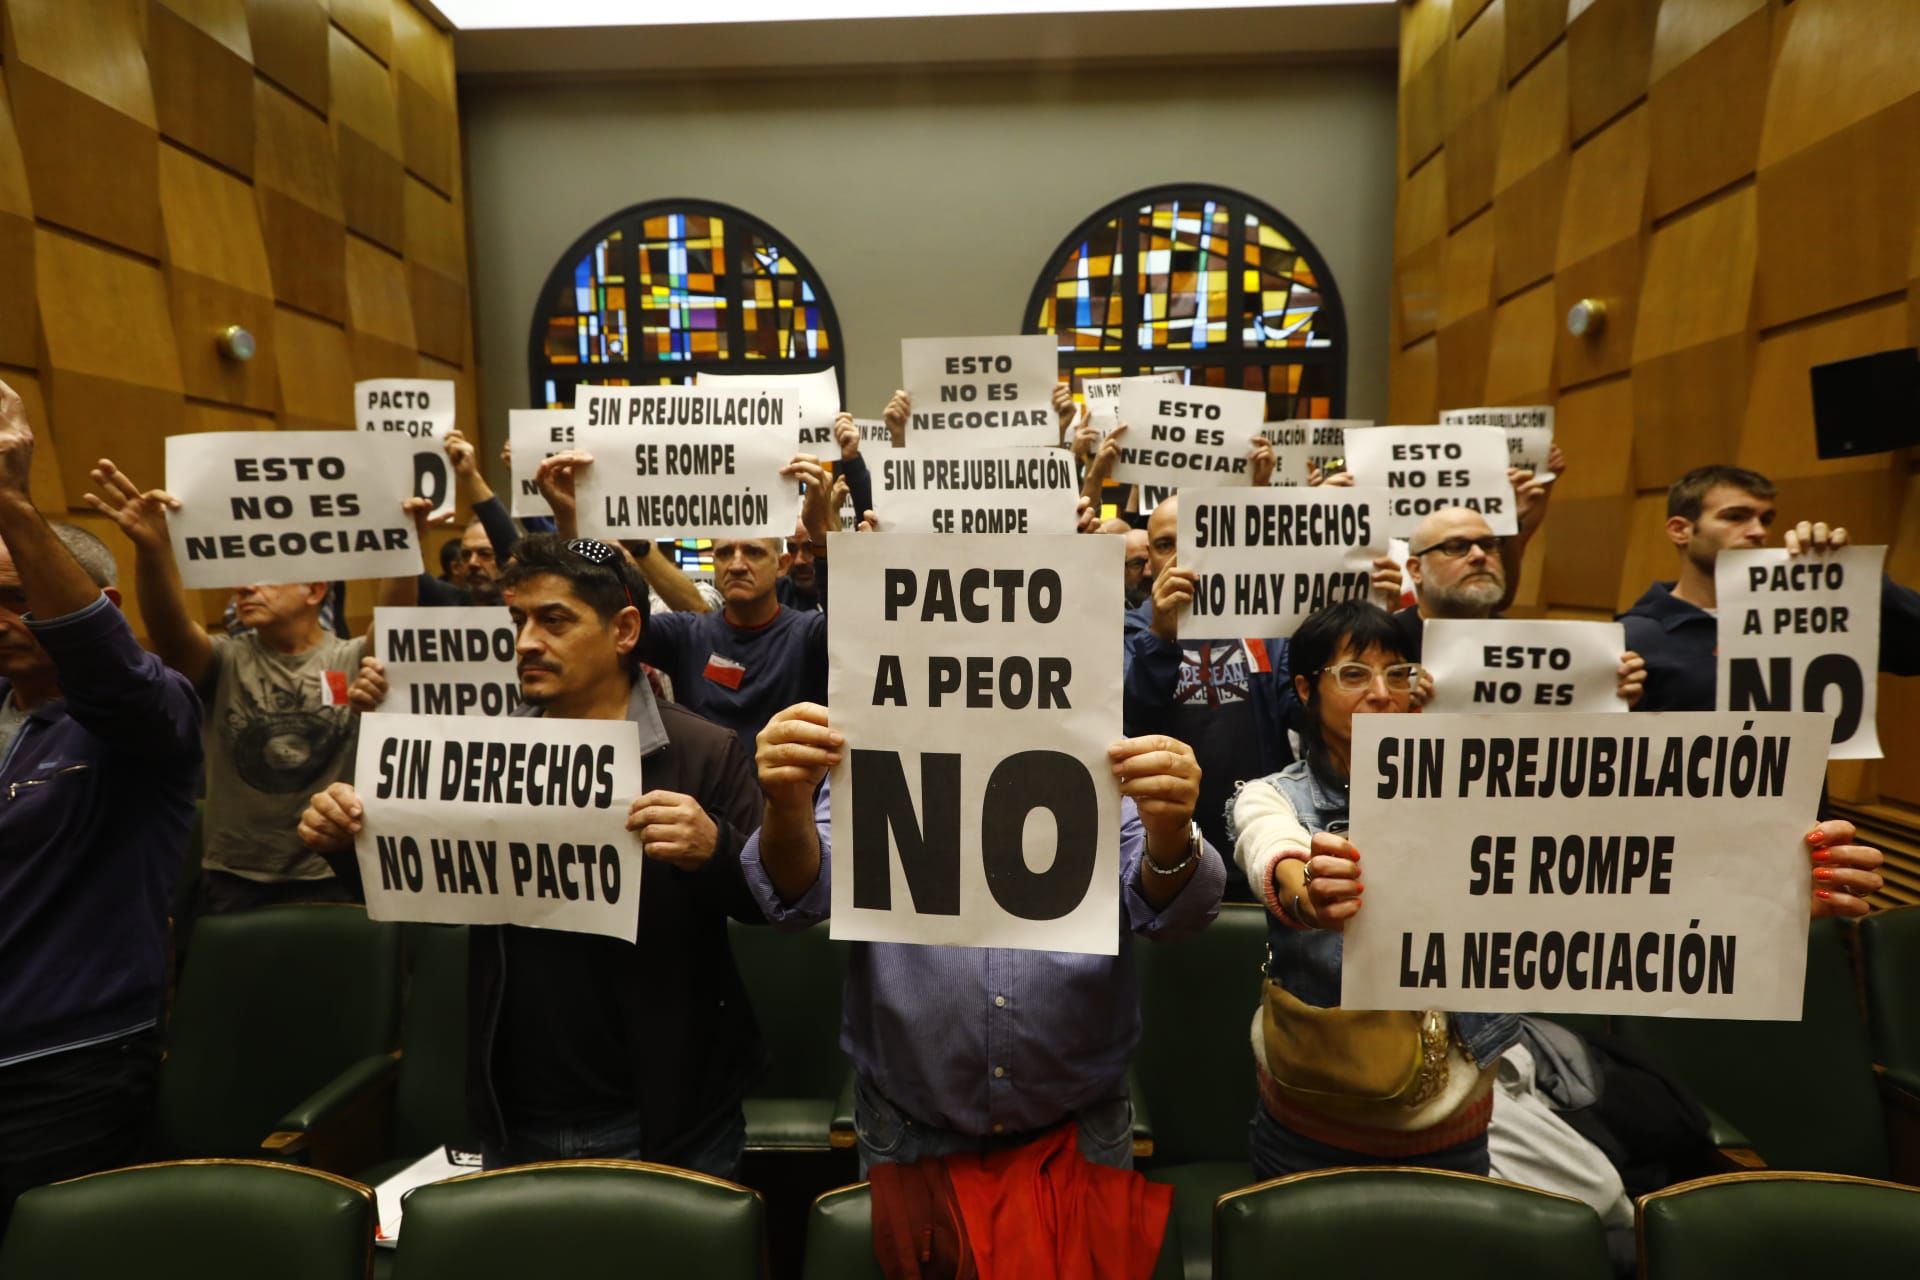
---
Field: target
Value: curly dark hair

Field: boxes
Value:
[498,535,651,675]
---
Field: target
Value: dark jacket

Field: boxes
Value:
[321,680,766,1163]
[0,596,202,1065]
[1621,576,1920,711]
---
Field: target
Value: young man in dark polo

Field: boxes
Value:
[299,535,767,1177]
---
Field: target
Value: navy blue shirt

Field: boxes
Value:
[641,599,827,757]
[0,596,202,1067]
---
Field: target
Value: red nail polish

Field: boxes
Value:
[1812,848,1830,861]
[1807,830,1826,847]
[1814,868,1833,881]
[1817,889,1833,900]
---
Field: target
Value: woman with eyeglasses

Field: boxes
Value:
[1229,599,1520,1179]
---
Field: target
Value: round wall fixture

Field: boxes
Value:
[218,324,257,362]
[1566,298,1607,339]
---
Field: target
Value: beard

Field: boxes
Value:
[1422,573,1505,618]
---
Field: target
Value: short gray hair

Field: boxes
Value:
[51,523,117,588]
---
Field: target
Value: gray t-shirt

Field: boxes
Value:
[200,631,368,882]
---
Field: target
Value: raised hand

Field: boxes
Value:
[85,460,181,552]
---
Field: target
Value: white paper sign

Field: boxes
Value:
[376,606,521,718]
[1423,620,1628,714]
[1440,405,1556,476]
[509,409,576,520]
[1342,711,1830,1018]
[352,712,645,940]
[1341,426,1518,538]
[1109,382,1266,490]
[1083,371,1183,436]
[165,431,421,588]
[875,446,1079,535]
[576,384,801,434]
[1178,487,1386,638]
[827,532,1123,955]
[1258,419,1373,487]
[358,379,457,520]
[570,424,797,542]
[697,368,842,449]
[846,418,896,447]
[901,335,1061,448]
[1716,546,1885,759]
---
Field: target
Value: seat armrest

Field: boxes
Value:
[1702,1106,1765,1171]
[1129,1069,1155,1160]
[1878,1064,1920,1184]
[830,1070,857,1150]
[263,1053,401,1173]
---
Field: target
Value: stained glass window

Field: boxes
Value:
[529,199,842,413]
[529,200,843,574]
[1026,185,1346,425]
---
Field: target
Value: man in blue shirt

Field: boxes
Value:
[743,701,1225,1171]
[0,380,202,1231]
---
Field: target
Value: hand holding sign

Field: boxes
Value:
[1302,831,1363,930]
[534,449,589,539]
[0,377,31,496]
[1807,820,1883,918]
[85,459,181,555]
[883,391,911,447]
[1108,734,1201,857]
[351,656,389,713]
[299,781,365,855]
[756,702,843,803]
[1784,519,1849,555]
[627,790,719,871]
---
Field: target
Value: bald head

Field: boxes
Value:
[1406,507,1504,618]
[1098,517,1132,536]
[1146,495,1179,577]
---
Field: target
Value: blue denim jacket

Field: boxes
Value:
[1229,759,1518,1070]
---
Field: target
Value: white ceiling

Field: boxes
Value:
[433,1,1399,79]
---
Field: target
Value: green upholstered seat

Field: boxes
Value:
[0,1159,374,1280]
[384,924,479,1161]
[801,1180,1184,1280]
[1613,918,1891,1177]
[1215,1167,1612,1279]
[387,1160,765,1280]
[156,904,402,1159]
[1638,1171,1920,1279]
[730,918,851,1151]
[1858,905,1920,1078]
[1135,902,1266,1280]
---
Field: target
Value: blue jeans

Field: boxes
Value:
[1249,1103,1489,1181]
[854,1075,1134,1177]
[484,1105,746,1182]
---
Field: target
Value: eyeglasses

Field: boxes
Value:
[566,538,636,611]
[1409,535,1502,559]
[1317,662,1424,693]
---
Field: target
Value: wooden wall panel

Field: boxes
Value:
[35,227,186,496]
[4,0,161,257]
[244,0,329,112]
[158,143,277,408]
[1645,3,1769,220]
[0,0,472,552]
[0,70,37,370]
[1565,0,1656,142]
[1491,44,1568,297]
[329,27,404,250]
[1393,0,1920,838]
[150,0,255,176]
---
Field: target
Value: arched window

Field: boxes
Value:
[1025,184,1347,421]
[527,200,843,575]
[528,199,843,410]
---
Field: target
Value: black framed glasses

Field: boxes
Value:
[566,538,636,611]
[1409,535,1502,560]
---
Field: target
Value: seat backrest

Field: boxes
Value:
[389,1161,765,1280]
[1215,1168,1612,1280]
[730,918,848,1101]
[390,924,478,1158]
[157,904,403,1157]
[1639,1171,1920,1279]
[801,1183,884,1280]
[1134,902,1266,1165]
[1857,905,1920,1074]
[0,1159,373,1280]
[1612,918,1889,1176]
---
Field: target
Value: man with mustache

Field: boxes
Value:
[0,380,201,1231]
[299,534,767,1176]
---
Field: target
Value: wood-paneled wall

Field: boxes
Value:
[0,0,474,634]
[1392,0,1920,898]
